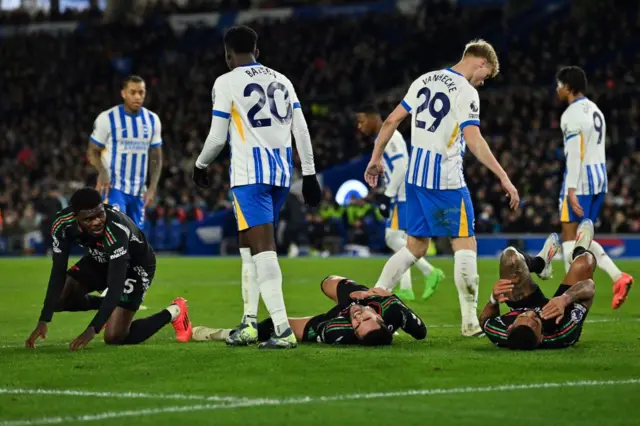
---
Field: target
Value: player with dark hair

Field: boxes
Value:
[480,219,596,350]
[192,25,321,349]
[25,188,192,351]
[556,66,633,309]
[356,104,444,301]
[192,276,427,346]
[87,74,163,227]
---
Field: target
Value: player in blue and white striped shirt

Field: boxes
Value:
[192,26,322,349]
[87,76,163,228]
[365,40,519,336]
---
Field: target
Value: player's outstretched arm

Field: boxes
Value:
[463,126,519,209]
[291,103,322,206]
[365,105,408,188]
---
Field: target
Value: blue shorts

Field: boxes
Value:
[405,184,475,238]
[386,202,407,231]
[559,193,605,223]
[230,184,290,231]
[105,188,145,227]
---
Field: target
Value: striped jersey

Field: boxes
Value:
[90,105,162,196]
[210,63,301,188]
[560,97,607,197]
[382,130,409,202]
[400,68,480,190]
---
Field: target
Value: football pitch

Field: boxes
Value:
[1,257,639,425]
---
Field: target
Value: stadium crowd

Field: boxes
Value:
[1,0,639,254]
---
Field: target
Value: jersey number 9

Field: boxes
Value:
[593,111,604,145]
[244,82,293,127]
[415,88,451,132]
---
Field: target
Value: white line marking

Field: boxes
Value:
[0,388,242,403]
[2,317,638,349]
[1,379,639,426]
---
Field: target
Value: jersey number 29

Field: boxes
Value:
[593,111,604,144]
[415,88,450,132]
[244,82,293,127]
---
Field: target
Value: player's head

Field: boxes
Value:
[121,75,146,113]
[70,188,106,237]
[499,247,530,283]
[224,25,259,70]
[349,304,392,346]
[462,39,500,87]
[506,311,543,350]
[355,104,382,136]
[556,66,587,102]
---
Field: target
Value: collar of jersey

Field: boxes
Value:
[119,104,142,118]
[444,67,463,77]
[237,62,261,67]
[571,96,587,104]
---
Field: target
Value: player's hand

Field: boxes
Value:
[302,175,322,207]
[500,177,520,210]
[541,295,569,324]
[143,186,156,209]
[25,321,48,349]
[192,164,210,189]
[568,191,584,217]
[491,279,514,303]
[96,172,110,198]
[364,158,384,188]
[69,327,97,352]
[377,195,392,218]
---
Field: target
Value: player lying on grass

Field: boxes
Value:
[192,276,427,346]
[480,219,596,350]
[25,188,192,351]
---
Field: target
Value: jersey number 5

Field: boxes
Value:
[415,88,451,132]
[593,111,604,144]
[244,82,293,127]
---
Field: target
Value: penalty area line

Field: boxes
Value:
[1,378,639,425]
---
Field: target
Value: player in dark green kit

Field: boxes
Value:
[192,276,427,346]
[480,219,596,350]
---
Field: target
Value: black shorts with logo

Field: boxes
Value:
[67,255,156,311]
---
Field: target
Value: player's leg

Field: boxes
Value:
[375,184,429,291]
[104,264,191,345]
[229,184,296,349]
[59,257,108,312]
[385,227,415,300]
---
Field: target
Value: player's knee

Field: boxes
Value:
[320,275,344,292]
[571,252,597,277]
[103,330,126,345]
[406,236,428,258]
[384,230,405,251]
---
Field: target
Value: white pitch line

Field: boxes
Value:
[0,388,243,403]
[1,317,638,350]
[1,379,639,426]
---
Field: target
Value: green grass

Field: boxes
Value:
[1,257,640,425]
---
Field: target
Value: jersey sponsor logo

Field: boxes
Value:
[110,246,128,260]
[89,247,108,263]
[469,113,479,119]
[470,101,479,113]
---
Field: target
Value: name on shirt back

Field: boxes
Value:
[244,66,278,79]
[421,73,459,93]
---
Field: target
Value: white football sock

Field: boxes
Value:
[454,250,479,327]
[414,257,435,276]
[166,304,180,321]
[589,241,623,282]
[399,269,413,290]
[240,248,259,322]
[375,247,417,291]
[562,241,575,273]
[253,251,290,336]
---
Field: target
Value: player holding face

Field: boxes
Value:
[555,66,633,309]
[480,220,595,350]
[356,104,445,301]
[364,40,519,336]
[192,26,322,349]
[87,76,163,227]
[25,188,192,351]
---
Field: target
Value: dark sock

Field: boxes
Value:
[120,310,172,345]
[572,246,588,260]
[517,249,546,274]
[257,318,274,342]
[63,295,103,312]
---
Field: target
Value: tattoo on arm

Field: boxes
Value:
[148,148,163,189]
[563,279,595,304]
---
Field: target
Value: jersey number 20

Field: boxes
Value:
[244,82,293,127]
[415,87,450,132]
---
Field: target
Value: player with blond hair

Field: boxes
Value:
[365,39,520,336]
